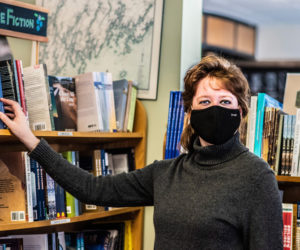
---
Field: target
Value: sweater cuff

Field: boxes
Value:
[28,138,59,168]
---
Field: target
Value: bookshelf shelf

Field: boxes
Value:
[0,100,147,250]
[276,176,300,183]
[0,207,143,237]
[0,129,143,152]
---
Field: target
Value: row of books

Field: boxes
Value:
[164,91,185,159]
[0,58,137,133]
[0,221,132,249]
[0,147,135,224]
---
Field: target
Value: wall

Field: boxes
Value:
[256,24,300,60]
[141,0,182,248]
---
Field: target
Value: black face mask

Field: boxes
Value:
[190,105,241,145]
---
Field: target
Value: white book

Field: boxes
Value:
[75,72,104,132]
[294,109,300,176]
[24,152,33,222]
[247,96,258,152]
[22,64,52,131]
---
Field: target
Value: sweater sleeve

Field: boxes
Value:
[245,170,283,250]
[29,139,154,207]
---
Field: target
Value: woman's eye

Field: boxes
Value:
[199,100,210,105]
[220,100,231,105]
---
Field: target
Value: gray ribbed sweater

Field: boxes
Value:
[29,133,283,249]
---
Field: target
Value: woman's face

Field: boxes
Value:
[192,76,240,111]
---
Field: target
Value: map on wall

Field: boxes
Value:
[37,0,163,99]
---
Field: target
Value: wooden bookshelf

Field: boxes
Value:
[0,100,147,250]
[276,176,300,183]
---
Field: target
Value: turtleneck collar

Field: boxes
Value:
[191,132,248,166]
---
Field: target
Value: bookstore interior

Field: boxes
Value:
[1,0,300,249]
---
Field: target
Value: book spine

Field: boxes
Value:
[24,152,33,222]
[37,162,47,220]
[282,203,293,250]
[62,151,76,218]
[175,93,184,157]
[15,60,27,116]
[127,85,137,132]
[168,92,179,159]
[12,60,21,105]
[171,92,181,158]
[165,91,175,159]
[45,173,57,220]
[247,96,258,152]
[274,114,285,175]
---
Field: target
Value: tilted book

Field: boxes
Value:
[23,64,53,131]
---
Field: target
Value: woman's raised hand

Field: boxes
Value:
[0,98,40,151]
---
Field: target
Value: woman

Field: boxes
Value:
[0,55,283,249]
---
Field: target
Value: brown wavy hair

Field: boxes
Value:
[180,55,250,152]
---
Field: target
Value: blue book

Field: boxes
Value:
[175,95,185,157]
[254,93,283,157]
[113,79,128,131]
[167,92,179,159]
[171,92,181,158]
[165,91,175,159]
[55,181,66,218]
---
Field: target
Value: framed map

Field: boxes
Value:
[37,0,164,100]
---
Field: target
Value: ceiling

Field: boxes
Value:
[203,0,300,25]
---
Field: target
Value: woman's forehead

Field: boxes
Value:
[196,77,227,92]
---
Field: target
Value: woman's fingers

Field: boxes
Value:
[0,112,14,128]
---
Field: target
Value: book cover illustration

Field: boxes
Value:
[48,75,77,131]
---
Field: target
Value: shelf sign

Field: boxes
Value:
[0,1,48,41]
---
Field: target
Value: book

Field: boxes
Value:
[22,64,53,131]
[0,59,18,102]
[283,73,300,116]
[75,72,106,132]
[274,113,286,175]
[15,59,28,117]
[165,91,175,159]
[30,159,46,221]
[254,93,283,157]
[170,92,181,158]
[292,109,300,176]
[23,152,33,222]
[48,75,77,131]
[283,203,293,250]
[113,79,129,131]
[45,173,56,220]
[101,72,117,132]
[246,95,258,152]
[0,152,26,224]
[127,82,137,132]
[62,151,76,218]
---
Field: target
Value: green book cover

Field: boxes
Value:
[62,151,76,217]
